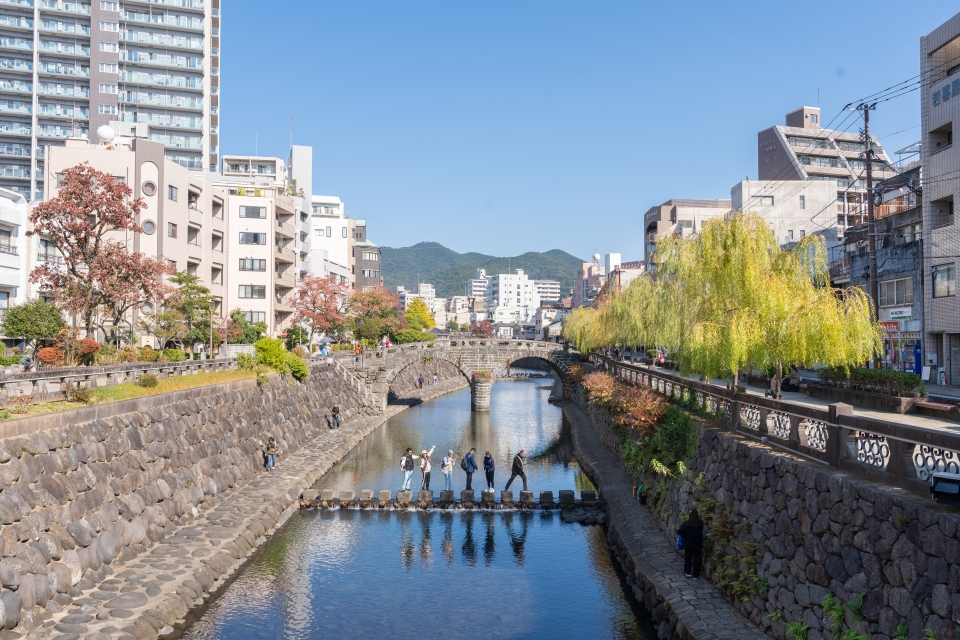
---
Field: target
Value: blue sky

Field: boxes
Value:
[221,2,955,262]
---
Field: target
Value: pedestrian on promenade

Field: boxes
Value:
[461,448,478,491]
[420,445,437,490]
[433,373,438,386]
[418,375,424,389]
[264,437,278,472]
[483,451,496,490]
[677,509,704,579]
[504,450,527,491]
[400,448,416,491]
[330,403,341,429]
[442,450,455,490]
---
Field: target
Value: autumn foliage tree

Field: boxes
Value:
[470,320,493,338]
[28,164,172,337]
[293,274,351,342]
[348,286,404,341]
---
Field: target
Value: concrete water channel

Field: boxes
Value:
[177,372,657,639]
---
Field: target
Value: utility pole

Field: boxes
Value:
[850,102,879,321]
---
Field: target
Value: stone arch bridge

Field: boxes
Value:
[335,340,580,411]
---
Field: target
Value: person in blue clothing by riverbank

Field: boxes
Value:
[462,448,478,491]
[483,451,495,489]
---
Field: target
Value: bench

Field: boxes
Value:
[915,401,956,411]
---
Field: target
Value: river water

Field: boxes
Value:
[180,374,655,640]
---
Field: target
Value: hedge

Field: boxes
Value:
[818,367,925,397]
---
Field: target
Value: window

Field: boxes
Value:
[757,195,774,206]
[99,21,118,31]
[141,220,155,234]
[99,42,118,52]
[880,278,914,307]
[787,230,794,241]
[799,195,805,210]
[934,265,956,298]
[239,232,266,245]
[326,226,332,237]
[342,227,347,238]
[362,251,379,261]
[239,258,266,271]
[100,1,118,9]
[245,311,265,324]
[239,206,265,219]
[98,105,117,115]
[99,63,117,73]
[239,285,266,299]
[167,223,177,238]
[314,229,323,236]
[99,84,117,94]
[168,185,177,201]
[361,270,380,278]
[810,114,818,124]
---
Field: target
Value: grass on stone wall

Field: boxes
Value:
[0,369,257,421]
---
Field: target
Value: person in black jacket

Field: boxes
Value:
[483,451,495,489]
[504,450,527,491]
[677,509,704,578]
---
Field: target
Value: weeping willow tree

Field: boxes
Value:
[562,211,883,389]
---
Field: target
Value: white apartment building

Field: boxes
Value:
[0,0,221,202]
[730,179,839,246]
[921,13,960,383]
[534,306,567,340]
[486,268,541,323]
[0,187,28,311]
[43,135,227,339]
[309,195,350,283]
[603,253,621,277]
[468,267,489,300]
[534,279,561,303]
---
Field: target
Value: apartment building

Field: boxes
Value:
[351,219,381,289]
[0,0,221,203]
[534,279,560,303]
[921,13,960,384]
[43,135,227,337]
[643,199,732,262]
[468,268,489,300]
[607,260,645,291]
[308,195,350,283]
[486,268,540,323]
[213,153,311,337]
[0,187,28,311]
[572,256,605,308]
[730,179,838,245]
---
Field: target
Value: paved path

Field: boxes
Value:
[565,400,768,640]
[16,382,465,640]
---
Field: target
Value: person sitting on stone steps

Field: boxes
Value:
[677,509,704,579]
[504,450,527,491]
[264,437,279,472]
[330,403,341,429]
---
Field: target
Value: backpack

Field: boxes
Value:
[460,455,469,471]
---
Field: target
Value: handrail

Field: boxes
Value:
[591,354,960,489]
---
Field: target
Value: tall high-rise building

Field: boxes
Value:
[0,0,220,202]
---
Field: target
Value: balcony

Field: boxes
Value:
[121,0,204,13]
[188,207,202,225]
[119,113,202,130]
[274,269,295,288]
[38,105,89,120]
[149,134,201,150]
[0,80,31,95]
[38,21,90,35]
[0,124,31,136]
[275,243,295,263]
[38,63,90,78]
[119,52,203,71]
[120,31,203,51]
[0,103,31,115]
[0,38,33,52]
[0,242,16,256]
[37,251,64,264]
[0,59,33,74]
[39,84,88,98]
[0,144,31,158]
[0,15,33,29]
[121,11,203,31]
[40,0,90,14]
[187,241,202,261]
[119,92,202,110]
[39,42,90,57]
[37,125,87,139]
[276,219,295,238]
[119,71,204,92]
[274,293,293,313]
[0,0,35,7]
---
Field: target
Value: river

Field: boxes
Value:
[179,373,655,640]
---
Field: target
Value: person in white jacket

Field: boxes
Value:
[420,446,437,490]
[441,450,455,490]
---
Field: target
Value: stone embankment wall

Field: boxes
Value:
[582,395,960,640]
[0,362,378,634]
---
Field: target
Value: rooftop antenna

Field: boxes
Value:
[289,115,293,153]
[255,132,258,156]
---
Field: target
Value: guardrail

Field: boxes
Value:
[592,354,960,490]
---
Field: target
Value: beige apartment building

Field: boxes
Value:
[43,135,227,342]
[643,199,731,263]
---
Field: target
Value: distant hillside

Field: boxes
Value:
[381,242,584,298]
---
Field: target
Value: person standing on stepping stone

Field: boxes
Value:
[461,448,478,490]
[441,450,455,490]
[677,509,704,579]
[400,448,416,491]
[504,450,527,491]
[420,445,436,490]
[483,451,496,490]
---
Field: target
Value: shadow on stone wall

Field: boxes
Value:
[389,358,466,402]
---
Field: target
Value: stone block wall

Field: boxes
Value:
[389,359,465,401]
[0,362,377,632]
[583,395,960,640]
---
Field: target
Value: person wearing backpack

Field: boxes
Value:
[461,448,478,491]
[441,450,455,490]
[400,448,416,491]
[677,509,704,579]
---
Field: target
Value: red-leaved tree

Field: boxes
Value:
[293,274,351,342]
[470,320,493,338]
[348,286,405,341]
[29,164,172,337]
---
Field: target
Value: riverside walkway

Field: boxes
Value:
[565,399,767,640]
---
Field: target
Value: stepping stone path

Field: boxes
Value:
[566,400,769,640]
[7,393,450,640]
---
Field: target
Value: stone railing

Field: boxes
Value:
[592,354,960,490]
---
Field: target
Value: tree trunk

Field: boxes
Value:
[775,360,783,399]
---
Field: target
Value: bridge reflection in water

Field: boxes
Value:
[180,374,655,640]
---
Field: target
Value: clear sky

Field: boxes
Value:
[221,2,955,262]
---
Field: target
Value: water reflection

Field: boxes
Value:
[180,375,656,640]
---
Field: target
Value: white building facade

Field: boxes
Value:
[485,268,541,323]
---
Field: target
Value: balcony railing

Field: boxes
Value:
[0,80,32,93]
[0,103,30,115]
[0,144,31,157]
[38,251,64,264]
[0,60,33,72]
[40,0,90,13]
[0,38,33,51]
[0,243,16,256]
[0,124,31,135]
[120,31,203,50]
[124,0,203,9]
[121,11,203,30]
[39,84,88,98]
[120,93,203,110]
[38,21,90,35]
[39,43,90,56]
[0,16,33,28]
[38,63,90,77]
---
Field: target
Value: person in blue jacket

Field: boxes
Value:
[462,448,478,491]
[483,451,496,490]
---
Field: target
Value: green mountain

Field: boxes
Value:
[381,242,584,298]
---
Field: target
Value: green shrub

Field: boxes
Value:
[0,356,22,367]
[254,337,287,371]
[193,353,201,360]
[163,348,188,362]
[820,366,924,397]
[137,373,159,388]
[237,352,255,370]
[392,329,436,344]
[63,382,92,404]
[284,327,310,350]
[138,346,160,362]
[285,353,308,380]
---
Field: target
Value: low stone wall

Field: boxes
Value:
[580,394,960,640]
[0,361,380,634]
